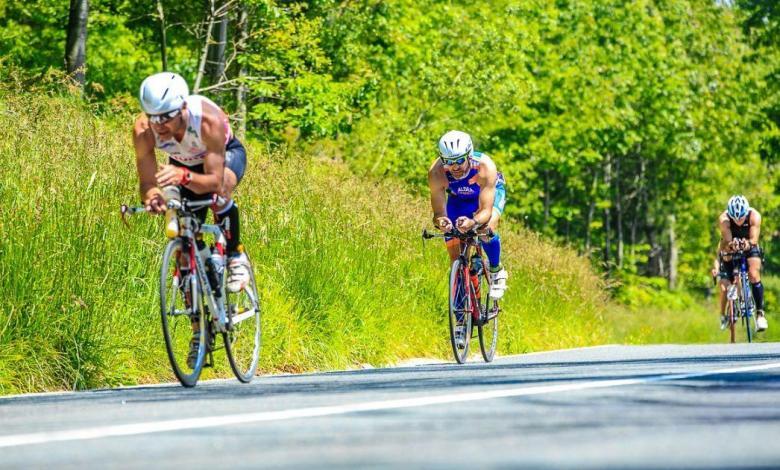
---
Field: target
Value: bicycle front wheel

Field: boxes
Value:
[727,298,736,344]
[449,258,472,364]
[160,239,206,387]
[224,250,262,382]
[478,262,498,363]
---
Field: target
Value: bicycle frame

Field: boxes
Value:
[726,250,754,342]
[171,198,259,333]
[423,228,491,322]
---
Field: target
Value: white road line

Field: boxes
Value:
[1,361,778,449]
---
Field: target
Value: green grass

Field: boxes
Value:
[4,86,764,396]
[0,88,607,394]
[607,275,780,344]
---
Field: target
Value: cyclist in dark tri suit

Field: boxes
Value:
[717,195,768,332]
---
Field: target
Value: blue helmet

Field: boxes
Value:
[726,195,750,220]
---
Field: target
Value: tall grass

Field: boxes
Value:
[0,89,609,393]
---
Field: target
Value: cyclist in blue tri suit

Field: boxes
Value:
[428,130,508,300]
[717,195,768,332]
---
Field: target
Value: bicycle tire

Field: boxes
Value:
[160,239,206,387]
[727,296,736,344]
[744,280,754,343]
[449,258,472,363]
[224,250,262,383]
[478,259,498,363]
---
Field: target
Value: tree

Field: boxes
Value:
[65,0,88,86]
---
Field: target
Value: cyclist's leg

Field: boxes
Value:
[480,179,507,298]
[479,177,505,268]
[717,258,733,328]
[215,137,246,253]
[217,138,251,292]
[747,247,767,330]
[747,249,764,309]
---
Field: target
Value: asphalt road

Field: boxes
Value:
[1,343,779,469]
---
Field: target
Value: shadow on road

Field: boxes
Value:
[3,351,778,406]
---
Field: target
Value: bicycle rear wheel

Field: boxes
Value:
[224,249,262,382]
[478,261,498,363]
[727,298,736,344]
[745,296,755,344]
[160,239,206,387]
[449,258,472,363]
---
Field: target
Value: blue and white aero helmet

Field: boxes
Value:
[727,195,750,220]
[138,72,189,115]
[438,130,473,159]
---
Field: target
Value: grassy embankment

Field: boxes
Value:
[0,90,608,394]
[3,90,774,395]
[608,274,780,344]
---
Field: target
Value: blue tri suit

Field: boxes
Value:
[445,151,506,230]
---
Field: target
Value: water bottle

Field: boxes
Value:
[470,255,483,276]
[209,249,225,282]
[470,255,483,297]
[162,185,181,238]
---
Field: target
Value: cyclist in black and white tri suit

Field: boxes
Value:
[716,195,768,332]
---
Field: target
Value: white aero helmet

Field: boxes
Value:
[726,195,750,220]
[438,130,473,160]
[138,72,189,115]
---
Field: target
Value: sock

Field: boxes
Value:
[215,202,241,254]
[481,233,501,272]
[751,281,764,311]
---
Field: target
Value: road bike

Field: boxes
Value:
[121,195,261,387]
[723,249,757,343]
[423,227,500,363]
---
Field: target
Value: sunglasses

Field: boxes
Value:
[147,109,181,125]
[440,155,468,166]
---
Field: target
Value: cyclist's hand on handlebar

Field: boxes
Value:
[144,193,166,214]
[455,216,476,233]
[156,164,185,188]
[435,216,453,232]
[729,238,749,251]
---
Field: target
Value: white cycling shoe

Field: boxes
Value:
[489,269,508,299]
[226,253,251,293]
[756,311,768,332]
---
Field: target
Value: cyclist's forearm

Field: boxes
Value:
[140,183,160,201]
[182,173,222,194]
[472,208,491,226]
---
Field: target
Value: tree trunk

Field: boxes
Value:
[194,0,217,93]
[603,155,612,269]
[615,155,624,269]
[543,169,550,232]
[156,0,168,70]
[668,214,678,290]
[235,3,248,138]
[585,171,598,254]
[207,1,229,86]
[65,0,89,86]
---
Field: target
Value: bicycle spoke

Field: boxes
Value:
[224,251,262,383]
[448,259,471,363]
[160,240,205,387]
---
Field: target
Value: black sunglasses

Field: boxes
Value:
[147,109,181,125]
